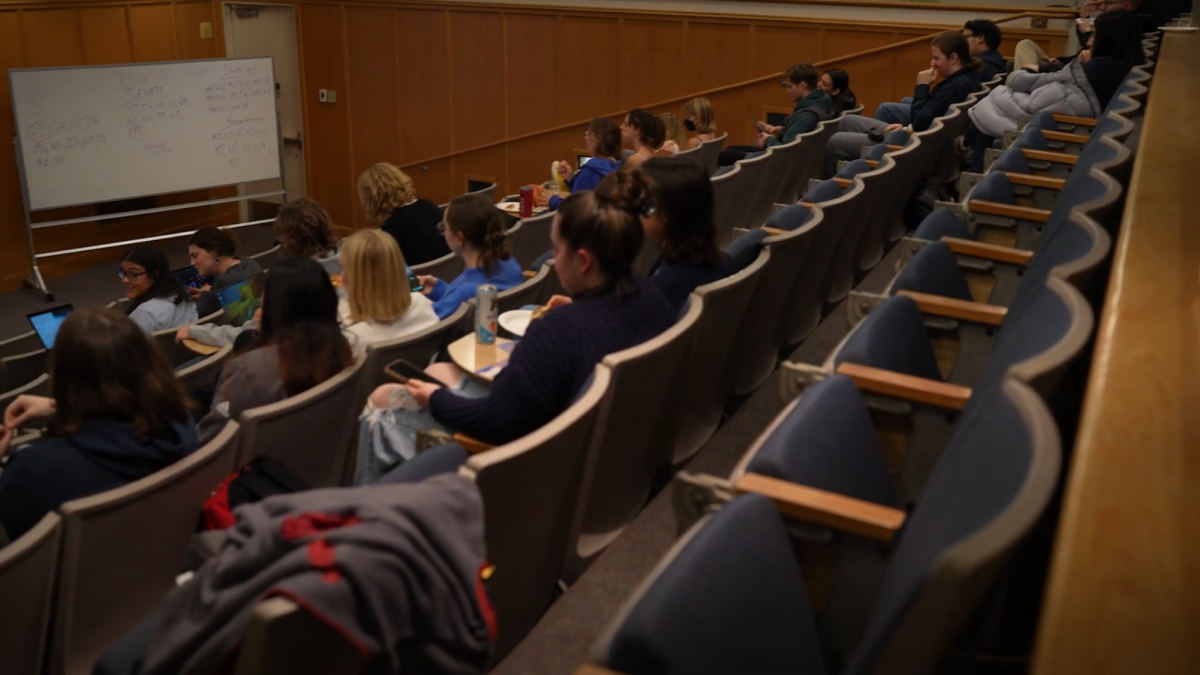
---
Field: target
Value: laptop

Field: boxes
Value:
[27,304,74,350]
[215,273,264,327]
[577,154,593,168]
[173,265,212,290]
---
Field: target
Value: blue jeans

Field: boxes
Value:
[874,99,913,125]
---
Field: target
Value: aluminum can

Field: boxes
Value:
[518,186,534,218]
[476,284,498,344]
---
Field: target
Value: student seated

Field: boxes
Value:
[119,247,198,333]
[682,96,719,149]
[820,69,858,116]
[338,229,440,358]
[358,162,451,266]
[968,10,1143,171]
[1014,0,1155,71]
[413,194,524,320]
[196,257,353,445]
[824,31,982,177]
[355,171,675,483]
[188,227,264,317]
[540,118,623,211]
[875,21,1004,126]
[639,157,731,312]
[718,62,833,166]
[0,308,199,542]
[658,112,689,155]
[621,108,667,170]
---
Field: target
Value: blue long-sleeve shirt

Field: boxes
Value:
[548,157,621,210]
[429,277,675,444]
[426,257,524,319]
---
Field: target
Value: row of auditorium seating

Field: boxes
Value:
[577,33,1160,675]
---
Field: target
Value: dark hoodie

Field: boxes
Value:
[979,49,1009,82]
[0,418,199,541]
[767,89,834,147]
[911,66,981,132]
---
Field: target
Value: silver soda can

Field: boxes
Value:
[476,284,498,344]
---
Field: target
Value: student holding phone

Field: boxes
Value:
[355,170,675,485]
[717,62,833,166]
[414,193,524,320]
[338,229,439,358]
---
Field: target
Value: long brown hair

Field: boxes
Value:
[49,308,192,438]
[557,170,650,283]
[444,193,511,271]
[251,257,352,396]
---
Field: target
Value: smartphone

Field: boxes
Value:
[408,272,424,293]
[384,359,448,388]
[754,120,766,132]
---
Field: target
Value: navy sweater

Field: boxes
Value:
[649,254,732,312]
[429,277,675,444]
[0,418,199,541]
[910,67,981,132]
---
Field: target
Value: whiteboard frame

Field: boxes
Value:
[9,56,284,212]
[9,57,288,302]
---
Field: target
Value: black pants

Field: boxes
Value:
[717,145,763,167]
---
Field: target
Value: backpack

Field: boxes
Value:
[202,458,310,530]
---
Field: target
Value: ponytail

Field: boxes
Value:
[446,193,511,271]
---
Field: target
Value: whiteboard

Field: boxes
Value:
[9,57,281,211]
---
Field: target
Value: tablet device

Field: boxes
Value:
[173,266,212,290]
[215,273,264,327]
[27,304,74,350]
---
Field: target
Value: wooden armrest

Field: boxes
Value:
[453,433,494,454]
[864,159,878,169]
[1051,113,1097,127]
[941,236,1033,266]
[896,290,1008,326]
[1021,148,1078,165]
[1002,172,1066,190]
[762,226,787,237]
[886,144,903,151]
[574,665,624,675]
[1040,129,1089,145]
[967,200,1052,223]
[835,362,971,411]
[522,269,536,279]
[798,201,815,208]
[735,472,907,542]
[833,177,852,188]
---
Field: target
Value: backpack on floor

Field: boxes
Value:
[202,458,310,530]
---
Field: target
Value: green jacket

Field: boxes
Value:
[766,90,834,147]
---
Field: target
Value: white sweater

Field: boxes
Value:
[338,294,440,358]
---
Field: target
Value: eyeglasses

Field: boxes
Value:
[117,268,147,280]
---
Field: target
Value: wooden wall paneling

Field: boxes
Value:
[127,3,177,62]
[506,127,577,196]
[447,11,505,152]
[834,51,898,117]
[752,24,823,76]
[174,1,217,60]
[0,11,26,287]
[619,19,685,111]
[407,157,453,205]
[505,13,559,138]
[298,3,352,228]
[79,7,132,65]
[451,144,505,200]
[21,9,84,67]
[396,8,450,163]
[886,40,935,108]
[823,27,898,64]
[684,21,751,93]
[559,16,619,123]
[345,5,401,229]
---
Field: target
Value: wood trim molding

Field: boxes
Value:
[1003,172,1066,190]
[1022,148,1080,165]
[1040,129,1090,145]
[835,361,972,410]
[896,290,1009,326]
[736,472,908,541]
[942,236,1034,266]
[1051,113,1099,127]
[968,200,1053,223]
[453,433,494,454]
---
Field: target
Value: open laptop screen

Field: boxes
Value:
[215,274,264,327]
[27,304,74,350]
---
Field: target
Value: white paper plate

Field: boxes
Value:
[1161,25,1198,31]
[496,202,548,215]
[499,309,533,337]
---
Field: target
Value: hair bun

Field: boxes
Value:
[595,169,652,217]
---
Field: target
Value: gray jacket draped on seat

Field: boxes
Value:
[970,59,1102,138]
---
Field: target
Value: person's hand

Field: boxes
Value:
[1022,64,1041,73]
[556,160,574,182]
[885,123,903,133]
[5,395,55,430]
[545,294,573,309]
[765,124,783,136]
[417,275,437,296]
[1076,49,1092,66]
[535,189,552,207]
[404,379,442,408]
[1048,57,1061,66]
[755,132,771,148]
[175,325,191,344]
[917,68,936,86]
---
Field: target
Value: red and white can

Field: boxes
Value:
[518,186,534,218]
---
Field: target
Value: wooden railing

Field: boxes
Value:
[1032,29,1199,675]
